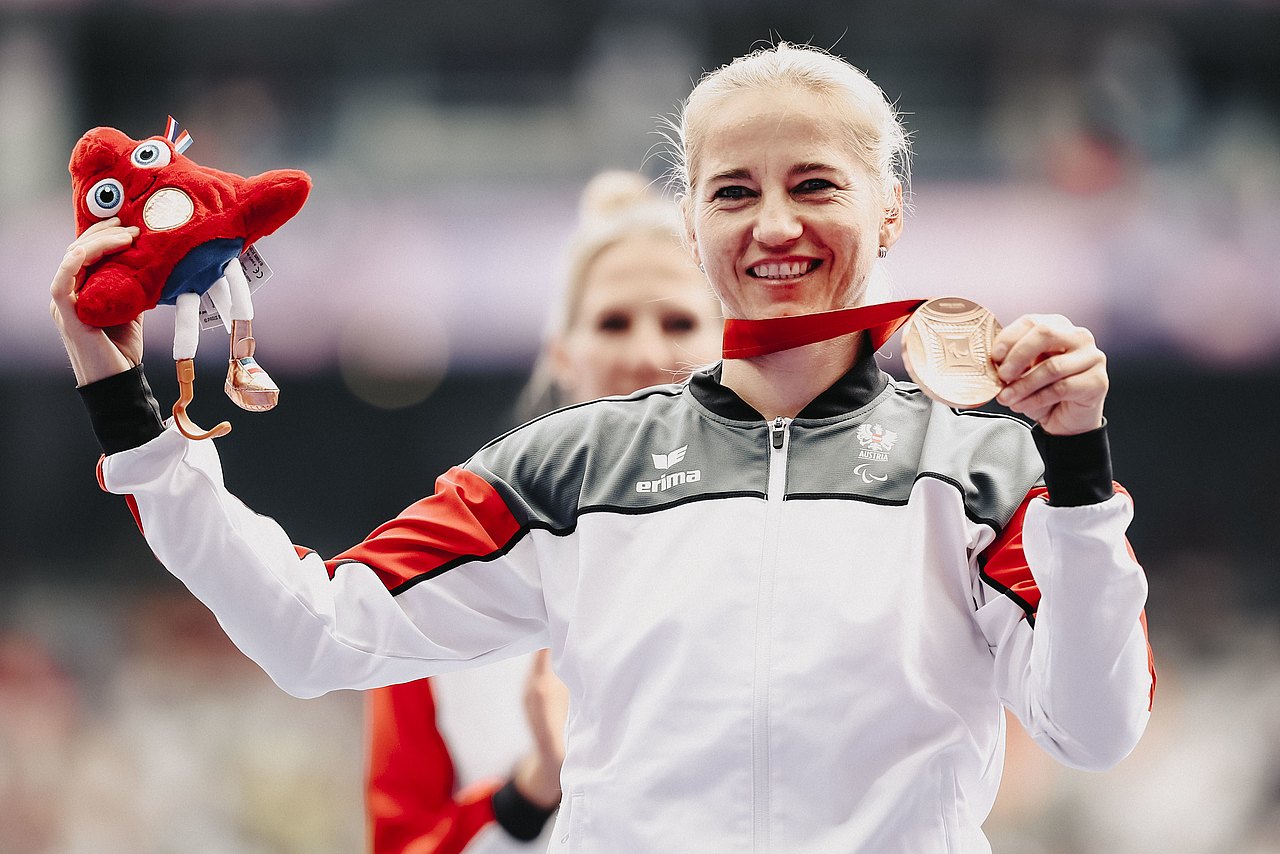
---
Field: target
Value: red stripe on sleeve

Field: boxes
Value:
[98,454,146,534]
[328,467,523,590]
[1139,610,1157,711]
[1112,500,1158,708]
[982,483,1157,709]
[979,486,1049,620]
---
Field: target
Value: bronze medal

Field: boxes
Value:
[901,297,1003,408]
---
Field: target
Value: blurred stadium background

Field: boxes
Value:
[1,1,1279,851]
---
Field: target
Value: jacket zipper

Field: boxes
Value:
[754,415,790,853]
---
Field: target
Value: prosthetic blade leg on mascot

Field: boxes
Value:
[68,117,311,439]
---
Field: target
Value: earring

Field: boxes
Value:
[877,246,888,259]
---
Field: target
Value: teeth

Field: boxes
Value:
[752,261,813,280]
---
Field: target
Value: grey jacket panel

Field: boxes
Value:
[774,380,1041,533]
[467,384,770,531]
[468,370,1042,537]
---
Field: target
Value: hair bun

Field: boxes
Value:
[577,170,656,220]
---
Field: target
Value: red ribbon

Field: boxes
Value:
[722,299,926,359]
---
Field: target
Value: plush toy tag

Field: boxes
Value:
[199,244,274,330]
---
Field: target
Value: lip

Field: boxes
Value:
[129,175,159,204]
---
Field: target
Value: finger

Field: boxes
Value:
[996,347,1104,407]
[990,315,1036,365]
[68,217,122,247]
[1001,370,1107,425]
[50,246,87,304]
[1016,401,1104,438]
[1007,375,1105,422]
[73,228,139,265]
[532,648,551,674]
[995,322,1088,384]
[1017,400,1054,425]
[66,221,138,257]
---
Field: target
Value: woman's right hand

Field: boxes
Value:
[48,218,143,387]
[513,648,569,809]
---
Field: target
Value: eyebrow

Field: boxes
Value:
[706,167,751,184]
[705,162,847,184]
[792,162,843,177]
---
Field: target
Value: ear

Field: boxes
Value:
[548,334,577,398]
[879,180,904,251]
[680,194,702,269]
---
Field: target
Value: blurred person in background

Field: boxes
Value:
[364,170,722,853]
[0,632,79,852]
[50,42,1155,852]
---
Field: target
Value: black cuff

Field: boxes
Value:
[76,365,166,455]
[492,778,558,842]
[1031,422,1115,507]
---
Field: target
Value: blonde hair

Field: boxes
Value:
[556,171,686,332]
[669,42,912,203]
[518,170,696,417]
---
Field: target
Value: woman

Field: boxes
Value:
[364,171,722,854]
[52,43,1154,853]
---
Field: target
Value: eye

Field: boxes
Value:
[794,178,835,194]
[86,178,125,218]
[711,185,754,201]
[662,314,696,334]
[130,141,172,169]
[598,313,630,333]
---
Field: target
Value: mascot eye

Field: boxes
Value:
[86,178,125,218]
[130,141,172,169]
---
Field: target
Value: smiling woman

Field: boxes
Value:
[50,41,1154,854]
[683,83,903,321]
[674,46,913,420]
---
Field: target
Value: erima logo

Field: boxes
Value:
[652,445,687,470]
[637,444,702,493]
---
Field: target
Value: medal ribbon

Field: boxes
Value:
[722,298,925,359]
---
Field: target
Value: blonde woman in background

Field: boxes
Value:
[364,171,723,854]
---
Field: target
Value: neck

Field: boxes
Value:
[721,332,865,420]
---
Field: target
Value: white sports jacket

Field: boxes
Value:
[91,354,1155,854]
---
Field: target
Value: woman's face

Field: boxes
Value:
[552,232,722,403]
[685,85,902,320]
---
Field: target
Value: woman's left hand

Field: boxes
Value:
[991,314,1107,436]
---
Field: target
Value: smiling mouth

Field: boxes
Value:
[748,260,821,280]
[129,175,159,204]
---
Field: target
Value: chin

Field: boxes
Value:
[746,299,830,319]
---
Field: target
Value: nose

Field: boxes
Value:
[623,319,678,386]
[752,193,803,248]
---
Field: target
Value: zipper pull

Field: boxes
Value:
[770,416,786,450]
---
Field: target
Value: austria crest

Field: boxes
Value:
[856,423,897,462]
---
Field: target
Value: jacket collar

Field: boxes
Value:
[689,337,888,422]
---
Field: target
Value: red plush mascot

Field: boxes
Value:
[69,117,311,440]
